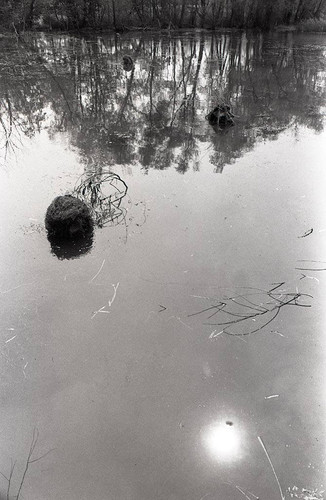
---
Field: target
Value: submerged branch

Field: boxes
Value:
[189,282,312,337]
[0,428,53,500]
[258,436,285,500]
[16,428,39,500]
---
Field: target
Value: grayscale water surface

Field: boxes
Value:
[0,30,325,500]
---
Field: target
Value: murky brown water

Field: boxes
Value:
[0,30,325,500]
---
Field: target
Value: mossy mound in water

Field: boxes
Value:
[48,231,93,260]
[122,55,133,71]
[45,195,93,239]
[206,104,235,128]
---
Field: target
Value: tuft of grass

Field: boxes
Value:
[73,171,128,228]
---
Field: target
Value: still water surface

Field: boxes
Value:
[0,30,326,499]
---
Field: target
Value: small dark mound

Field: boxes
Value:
[123,55,133,71]
[45,195,93,239]
[206,104,235,128]
[47,231,94,260]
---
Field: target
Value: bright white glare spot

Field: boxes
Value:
[202,421,243,462]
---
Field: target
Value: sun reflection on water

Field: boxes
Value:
[201,420,245,463]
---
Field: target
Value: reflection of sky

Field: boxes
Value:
[0,99,326,498]
[201,418,245,463]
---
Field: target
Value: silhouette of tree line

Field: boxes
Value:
[0,0,325,31]
[0,31,325,173]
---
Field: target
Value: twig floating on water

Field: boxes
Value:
[91,282,120,319]
[295,267,326,271]
[91,305,110,320]
[298,228,313,238]
[108,282,119,307]
[299,273,320,283]
[5,335,17,343]
[89,259,105,283]
[169,316,193,330]
[258,436,285,500]
[271,330,285,337]
[0,282,33,295]
[297,260,326,263]
[188,302,226,318]
[209,330,223,339]
[224,481,259,500]
[246,491,260,500]
[235,485,256,500]
[189,284,312,336]
[198,494,210,500]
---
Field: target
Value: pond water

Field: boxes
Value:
[0,30,326,500]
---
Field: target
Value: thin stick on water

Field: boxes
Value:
[224,481,259,500]
[188,303,225,317]
[89,259,105,283]
[235,485,254,500]
[91,282,120,319]
[108,282,119,307]
[295,267,326,271]
[258,436,285,500]
[5,335,17,343]
[247,491,260,500]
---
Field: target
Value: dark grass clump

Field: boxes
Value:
[73,171,128,228]
[122,55,133,71]
[45,195,93,239]
[206,103,235,130]
[47,231,94,260]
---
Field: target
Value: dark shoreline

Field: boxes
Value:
[1,24,326,37]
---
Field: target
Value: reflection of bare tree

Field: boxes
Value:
[0,94,16,158]
[0,31,325,171]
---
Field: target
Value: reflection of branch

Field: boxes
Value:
[117,37,144,123]
[128,102,148,117]
[0,94,22,159]
[170,95,192,127]
[16,33,74,120]
[191,39,204,103]
[5,94,13,145]
[117,66,135,123]
[169,39,200,127]
[271,64,294,102]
